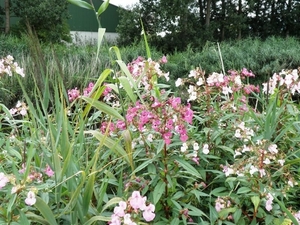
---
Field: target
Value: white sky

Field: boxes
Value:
[109,0,139,8]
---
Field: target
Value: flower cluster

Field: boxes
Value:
[109,191,155,225]
[262,68,300,95]
[176,68,259,115]
[67,82,113,103]
[9,101,28,116]
[180,142,210,164]
[215,196,232,212]
[176,67,259,101]
[126,56,169,90]
[0,55,25,78]
[8,164,54,206]
[101,96,193,145]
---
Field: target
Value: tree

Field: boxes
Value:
[11,0,71,43]
[117,0,300,53]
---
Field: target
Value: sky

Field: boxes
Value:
[109,0,139,8]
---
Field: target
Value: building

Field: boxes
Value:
[0,0,122,44]
[68,0,121,44]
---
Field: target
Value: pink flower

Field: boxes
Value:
[25,191,36,206]
[83,82,94,96]
[113,201,127,217]
[162,132,172,145]
[68,88,80,102]
[110,214,121,225]
[0,172,9,189]
[169,97,181,109]
[129,191,146,210]
[265,193,273,211]
[44,165,54,177]
[160,55,167,64]
[142,203,155,222]
[103,84,112,96]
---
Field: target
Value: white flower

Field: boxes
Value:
[223,166,234,177]
[234,129,241,138]
[249,165,258,175]
[187,85,194,93]
[242,145,250,152]
[175,78,183,87]
[202,144,209,154]
[222,86,232,95]
[268,144,278,154]
[263,158,271,165]
[234,75,242,86]
[196,77,204,86]
[181,143,188,152]
[188,91,197,102]
[234,150,242,158]
[278,159,285,166]
[147,134,153,142]
[193,142,199,151]
[288,180,294,187]
[189,70,197,78]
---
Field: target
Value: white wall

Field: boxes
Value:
[70,31,119,45]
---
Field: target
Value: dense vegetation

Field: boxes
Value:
[1,34,300,107]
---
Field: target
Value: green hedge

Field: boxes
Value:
[1,34,300,107]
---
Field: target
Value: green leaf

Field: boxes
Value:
[170,218,180,225]
[83,216,111,225]
[101,197,124,213]
[35,197,58,225]
[96,28,106,58]
[122,129,134,171]
[274,196,298,225]
[68,0,94,10]
[97,0,110,16]
[233,208,242,224]
[81,96,124,120]
[140,19,151,59]
[219,207,237,219]
[175,158,202,179]
[118,77,137,102]
[153,180,166,205]
[85,130,130,165]
[237,187,252,194]
[82,173,96,215]
[251,196,260,212]
[210,187,227,197]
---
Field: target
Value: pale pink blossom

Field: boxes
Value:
[142,203,155,221]
[0,172,9,189]
[25,191,36,206]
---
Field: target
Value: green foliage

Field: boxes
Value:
[11,0,71,43]
[117,0,300,53]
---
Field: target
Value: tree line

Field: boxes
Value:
[117,0,300,53]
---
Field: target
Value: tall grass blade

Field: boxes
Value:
[35,197,58,225]
[140,19,151,59]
